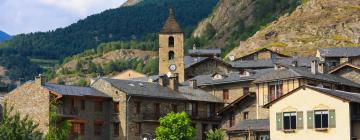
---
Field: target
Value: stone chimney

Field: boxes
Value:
[35,74,44,86]
[189,79,197,88]
[168,73,179,91]
[317,61,325,74]
[311,60,318,74]
[158,75,167,86]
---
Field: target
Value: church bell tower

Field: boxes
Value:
[158,9,185,83]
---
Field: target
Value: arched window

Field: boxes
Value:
[168,36,174,47]
[168,51,175,60]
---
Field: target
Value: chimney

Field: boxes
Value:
[311,60,318,74]
[158,75,167,86]
[189,79,197,88]
[35,74,44,86]
[168,73,179,91]
[291,60,298,67]
[317,61,325,74]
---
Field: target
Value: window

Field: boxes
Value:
[243,112,249,120]
[81,100,85,110]
[154,103,160,119]
[223,89,229,100]
[168,51,175,60]
[71,122,85,135]
[207,103,215,118]
[243,87,250,94]
[94,101,103,112]
[172,104,178,113]
[315,110,329,129]
[187,103,198,117]
[113,122,119,137]
[268,82,283,102]
[168,36,174,47]
[94,122,103,136]
[353,103,360,115]
[135,102,141,114]
[229,112,235,127]
[113,102,119,113]
[283,112,297,130]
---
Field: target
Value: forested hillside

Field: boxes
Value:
[1,0,218,59]
[0,31,11,43]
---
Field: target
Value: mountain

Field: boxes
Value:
[227,0,360,58]
[190,0,301,56]
[1,0,218,60]
[0,31,11,43]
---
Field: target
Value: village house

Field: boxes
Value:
[316,47,360,70]
[233,48,289,61]
[5,75,112,140]
[328,63,360,84]
[111,69,147,80]
[264,85,360,140]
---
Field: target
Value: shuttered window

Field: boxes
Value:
[276,112,283,130]
[283,112,296,130]
[314,110,329,129]
[307,111,314,129]
[296,111,303,129]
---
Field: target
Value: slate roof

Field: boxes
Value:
[230,57,317,69]
[188,49,221,56]
[254,66,360,88]
[218,93,256,115]
[328,63,360,74]
[318,47,360,57]
[227,119,269,132]
[43,83,110,98]
[128,75,160,82]
[184,56,208,69]
[183,69,273,86]
[234,48,289,61]
[160,9,182,34]
[264,85,360,108]
[102,78,222,103]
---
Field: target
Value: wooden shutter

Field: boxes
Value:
[276,112,283,130]
[307,111,314,129]
[329,109,336,128]
[296,111,303,129]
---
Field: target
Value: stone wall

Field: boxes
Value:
[185,59,238,80]
[333,67,360,84]
[4,81,50,134]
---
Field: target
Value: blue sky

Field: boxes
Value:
[0,0,127,35]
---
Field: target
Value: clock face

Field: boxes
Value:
[169,64,176,71]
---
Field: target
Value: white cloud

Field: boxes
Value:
[0,0,127,35]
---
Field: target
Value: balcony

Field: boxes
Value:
[58,107,79,118]
[141,112,167,121]
[185,110,221,121]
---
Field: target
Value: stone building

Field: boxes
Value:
[233,48,289,61]
[316,47,360,70]
[264,85,360,140]
[91,75,223,140]
[328,63,360,84]
[5,75,112,140]
[217,93,269,140]
[158,9,185,83]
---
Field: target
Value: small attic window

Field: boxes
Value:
[168,36,174,47]
[212,73,224,80]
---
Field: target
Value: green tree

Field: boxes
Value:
[45,102,72,140]
[156,112,195,140]
[206,129,224,140]
[0,105,43,139]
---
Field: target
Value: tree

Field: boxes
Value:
[0,105,43,139]
[156,112,195,140]
[45,102,72,140]
[206,129,225,140]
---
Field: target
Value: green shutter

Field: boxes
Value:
[297,111,303,129]
[329,109,336,128]
[276,112,283,130]
[307,111,314,129]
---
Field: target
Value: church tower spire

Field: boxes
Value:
[158,9,185,83]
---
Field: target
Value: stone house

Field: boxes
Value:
[316,47,360,70]
[184,69,272,105]
[217,93,269,140]
[264,85,360,140]
[5,75,112,140]
[328,63,360,84]
[233,48,289,61]
[90,75,223,140]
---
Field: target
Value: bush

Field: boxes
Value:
[206,129,225,140]
[156,112,195,140]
